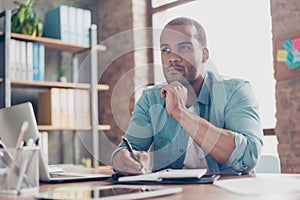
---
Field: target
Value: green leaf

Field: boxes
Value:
[28,0,35,7]
[24,0,31,7]
[17,7,25,24]
[31,16,39,26]
[24,7,34,20]
[37,21,43,36]
[11,14,21,32]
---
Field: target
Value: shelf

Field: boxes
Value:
[0,32,107,53]
[10,80,110,90]
[38,124,111,131]
[1,10,106,167]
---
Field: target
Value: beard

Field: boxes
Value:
[163,64,198,86]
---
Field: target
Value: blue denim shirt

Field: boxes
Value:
[113,71,263,174]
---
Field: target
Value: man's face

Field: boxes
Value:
[160,24,205,85]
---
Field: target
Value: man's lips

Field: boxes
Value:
[167,65,184,73]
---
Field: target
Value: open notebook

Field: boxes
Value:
[119,169,207,182]
[0,102,110,182]
[110,169,220,184]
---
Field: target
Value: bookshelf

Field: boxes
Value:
[0,10,109,166]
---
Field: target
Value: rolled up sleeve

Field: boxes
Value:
[222,81,263,173]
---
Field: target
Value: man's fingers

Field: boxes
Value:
[113,149,148,175]
[160,87,167,98]
[136,151,149,167]
[160,85,175,98]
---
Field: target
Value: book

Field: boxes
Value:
[68,6,77,44]
[38,44,45,81]
[81,89,90,127]
[32,43,39,81]
[44,5,70,43]
[76,8,85,45]
[118,169,207,182]
[74,89,83,128]
[20,41,27,80]
[59,88,68,127]
[67,89,75,128]
[15,40,21,80]
[40,131,49,164]
[38,88,61,127]
[26,42,33,81]
[83,9,91,45]
[9,39,16,80]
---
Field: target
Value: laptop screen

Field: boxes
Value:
[0,102,40,148]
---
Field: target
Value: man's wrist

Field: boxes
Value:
[169,106,186,121]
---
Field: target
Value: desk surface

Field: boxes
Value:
[1,166,300,200]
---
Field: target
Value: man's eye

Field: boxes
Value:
[161,47,170,53]
[178,45,192,52]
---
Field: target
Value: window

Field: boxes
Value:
[151,0,276,129]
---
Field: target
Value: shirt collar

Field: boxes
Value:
[197,72,210,106]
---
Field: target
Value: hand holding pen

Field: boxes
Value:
[122,136,147,174]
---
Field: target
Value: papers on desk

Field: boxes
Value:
[118,169,207,182]
[214,175,300,195]
[48,165,64,173]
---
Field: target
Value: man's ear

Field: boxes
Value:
[202,48,209,63]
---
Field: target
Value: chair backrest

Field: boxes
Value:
[255,154,281,173]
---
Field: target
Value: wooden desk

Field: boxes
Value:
[1,168,300,200]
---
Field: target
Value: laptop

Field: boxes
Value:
[0,102,111,182]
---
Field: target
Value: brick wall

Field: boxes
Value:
[97,0,149,146]
[97,0,135,145]
[271,0,300,173]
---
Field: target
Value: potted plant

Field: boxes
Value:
[11,0,43,36]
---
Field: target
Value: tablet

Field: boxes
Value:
[35,185,183,200]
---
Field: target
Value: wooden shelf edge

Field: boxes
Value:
[98,84,110,90]
[0,32,106,53]
[38,124,111,131]
[10,80,109,90]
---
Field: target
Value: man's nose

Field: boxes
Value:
[168,52,182,64]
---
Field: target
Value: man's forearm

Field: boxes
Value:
[170,108,235,164]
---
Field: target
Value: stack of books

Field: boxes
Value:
[44,5,92,45]
[38,88,90,128]
[9,39,45,81]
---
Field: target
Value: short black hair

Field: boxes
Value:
[164,17,207,47]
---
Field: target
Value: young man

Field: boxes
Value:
[112,17,263,175]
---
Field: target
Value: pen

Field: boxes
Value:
[122,136,147,174]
